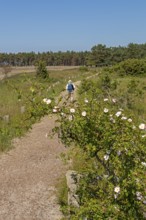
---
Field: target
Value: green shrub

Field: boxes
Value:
[79,66,88,72]
[54,81,146,219]
[36,60,49,79]
[113,59,146,76]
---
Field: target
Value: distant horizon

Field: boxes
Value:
[0,0,146,53]
[1,41,146,54]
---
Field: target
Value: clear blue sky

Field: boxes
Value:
[0,0,146,53]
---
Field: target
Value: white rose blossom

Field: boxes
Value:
[136,192,143,201]
[115,111,122,117]
[43,98,51,104]
[114,186,120,193]
[128,118,132,122]
[43,98,47,102]
[139,123,146,130]
[60,112,65,117]
[46,99,52,104]
[70,108,75,113]
[141,162,146,167]
[112,98,116,103]
[82,111,87,117]
[52,108,57,113]
[84,98,89,103]
[121,116,127,120]
[142,134,146,138]
[68,115,73,121]
[104,108,109,113]
[104,155,109,161]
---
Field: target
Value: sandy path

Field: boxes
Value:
[0,115,68,220]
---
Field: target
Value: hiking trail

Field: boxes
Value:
[0,76,97,220]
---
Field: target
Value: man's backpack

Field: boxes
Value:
[67,83,74,91]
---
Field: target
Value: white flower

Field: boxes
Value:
[82,111,87,117]
[70,108,75,113]
[104,155,109,161]
[136,192,143,200]
[141,162,146,167]
[114,186,120,193]
[121,116,127,120]
[112,98,116,103]
[128,118,132,122]
[142,134,146,138]
[68,115,73,121]
[52,108,57,113]
[139,123,146,130]
[43,98,47,102]
[84,98,89,103]
[104,98,108,102]
[43,98,51,104]
[104,108,109,113]
[46,99,51,104]
[115,111,122,117]
[133,125,136,129]
[136,192,141,197]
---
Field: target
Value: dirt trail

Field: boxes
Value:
[0,115,69,220]
[0,79,83,220]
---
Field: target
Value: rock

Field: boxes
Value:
[66,170,80,208]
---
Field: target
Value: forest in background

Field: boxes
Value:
[0,43,146,67]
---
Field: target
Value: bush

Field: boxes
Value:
[79,66,88,72]
[36,60,49,79]
[113,59,146,76]
[54,81,146,219]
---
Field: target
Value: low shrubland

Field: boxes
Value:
[54,63,146,219]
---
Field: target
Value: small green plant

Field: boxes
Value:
[36,60,49,79]
[79,66,88,72]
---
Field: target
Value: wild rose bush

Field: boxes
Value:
[55,84,146,219]
[14,84,55,131]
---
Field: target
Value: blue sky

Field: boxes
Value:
[0,0,146,53]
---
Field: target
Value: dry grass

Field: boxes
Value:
[0,66,79,80]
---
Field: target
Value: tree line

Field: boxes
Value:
[0,43,146,67]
